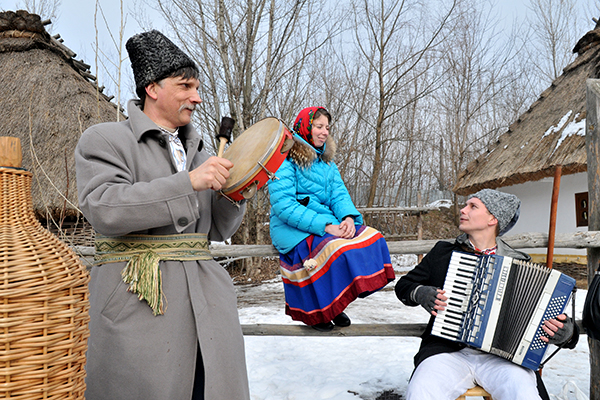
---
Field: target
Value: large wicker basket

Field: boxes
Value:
[0,138,90,398]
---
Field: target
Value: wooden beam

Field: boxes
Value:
[547,165,562,268]
[502,231,600,250]
[586,78,600,400]
[242,323,427,337]
[417,192,424,262]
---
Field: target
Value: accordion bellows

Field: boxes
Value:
[0,149,90,398]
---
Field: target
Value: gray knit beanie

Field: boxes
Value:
[469,189,520,236]
[126,30,197,93]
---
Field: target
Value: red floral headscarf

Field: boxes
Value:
[293,106,327,148]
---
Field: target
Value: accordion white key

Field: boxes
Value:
[431,251,576,370]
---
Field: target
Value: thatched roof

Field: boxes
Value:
[453,23,600,196]
[0,10,125,219]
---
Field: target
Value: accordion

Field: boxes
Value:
[431,251,576,370]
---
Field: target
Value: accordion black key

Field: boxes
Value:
[431,251,576,370]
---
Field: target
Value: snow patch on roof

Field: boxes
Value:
[553,113,585,153]
[543,110,573,138]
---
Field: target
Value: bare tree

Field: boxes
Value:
[93,0,127,121]
[344,0,456,207]
[311,32,372,190]
[526,0,581,87]
[148,0,341,142]
[434,0,529,217]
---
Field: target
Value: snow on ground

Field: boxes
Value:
[237,255,591,400]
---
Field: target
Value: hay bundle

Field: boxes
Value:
[0,10,124,221]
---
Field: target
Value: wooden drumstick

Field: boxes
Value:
[216,117,235,157]
[217,137,228,157]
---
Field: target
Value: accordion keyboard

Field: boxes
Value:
[431,252,479,340]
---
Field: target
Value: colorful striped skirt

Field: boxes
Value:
[279,225,395,325]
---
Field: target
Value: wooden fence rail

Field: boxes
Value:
[214,230,600,257]
[241,321,586,337]
[74,230,600,258]
[242,323,428,337]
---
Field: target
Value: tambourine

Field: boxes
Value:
[220,117,293,202]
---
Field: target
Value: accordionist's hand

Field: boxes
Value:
[541,314,574,346]
[412,285,447,316]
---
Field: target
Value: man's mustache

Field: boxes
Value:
[179,104,196,113]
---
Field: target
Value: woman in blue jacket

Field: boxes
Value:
[269,106,395,331]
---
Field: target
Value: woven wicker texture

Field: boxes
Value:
[0,167,90,399]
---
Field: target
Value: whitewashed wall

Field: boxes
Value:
[500,172,588,257]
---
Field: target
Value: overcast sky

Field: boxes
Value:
[5,0,598,58]
[3,0,597,102]
[4,0,550,62]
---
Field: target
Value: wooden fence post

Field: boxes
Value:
[417,192,424,262]
[586,78,600,400]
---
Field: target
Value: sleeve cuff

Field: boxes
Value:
[410,285,423,303]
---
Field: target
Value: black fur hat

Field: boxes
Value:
[126,30,197,92]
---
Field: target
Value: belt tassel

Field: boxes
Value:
[121,250,164,316]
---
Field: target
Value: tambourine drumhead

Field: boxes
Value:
[222,117,289,196]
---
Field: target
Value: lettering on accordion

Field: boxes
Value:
[431,251,576,370]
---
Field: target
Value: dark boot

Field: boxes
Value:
[333,312,351,327]
[311,321,334,332]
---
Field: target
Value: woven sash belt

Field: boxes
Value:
[94,233,212,316]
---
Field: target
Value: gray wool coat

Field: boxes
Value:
[75,100,250,400]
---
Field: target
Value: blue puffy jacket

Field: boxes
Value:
[268,134,363,254]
